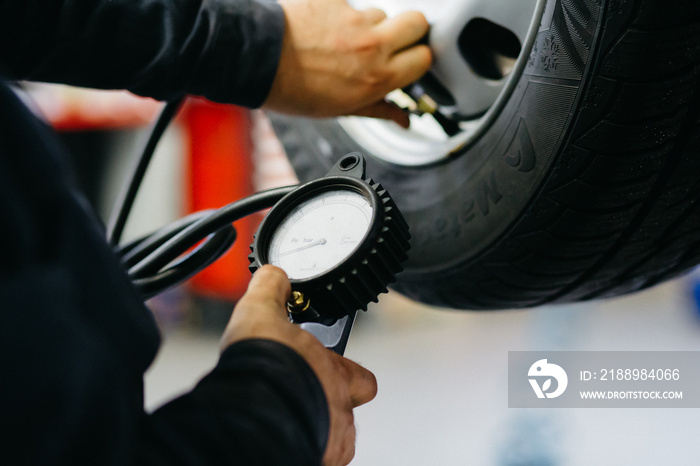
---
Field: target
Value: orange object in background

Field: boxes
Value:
[181,99,258,302]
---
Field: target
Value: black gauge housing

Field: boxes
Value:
[249,153,410,321]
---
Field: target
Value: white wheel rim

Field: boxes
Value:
[340,0,546,166]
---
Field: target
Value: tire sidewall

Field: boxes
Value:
[271,0,610,307]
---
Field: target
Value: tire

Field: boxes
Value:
[270,0,700,310]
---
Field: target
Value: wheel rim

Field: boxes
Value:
[340,0,546,167]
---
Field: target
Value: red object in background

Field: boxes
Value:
[181,99,258,302]
[26,85,160,131]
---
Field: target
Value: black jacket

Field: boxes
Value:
[0,1,329,464]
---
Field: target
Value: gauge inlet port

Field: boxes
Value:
[287,290,311,314]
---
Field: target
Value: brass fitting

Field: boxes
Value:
[287,290,311,314]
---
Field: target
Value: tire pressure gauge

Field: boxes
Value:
[249,153,410,354]
[266,188,373,281]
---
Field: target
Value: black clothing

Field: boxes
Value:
[0,0,285,108]
[0,1,329,464]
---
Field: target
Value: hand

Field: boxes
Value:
[221,265,378,466]
[264,0,432,128]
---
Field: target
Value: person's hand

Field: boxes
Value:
[263,0,432,128]
[221,265,377,466]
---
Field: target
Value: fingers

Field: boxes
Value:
[387,43,433,87]
[360,7,387,24]
[323,420,356,466]
[374,11,431,91]
[338,356,378,407]
[352,100,410,128]
[368,11,432,106]
[375,10,430,53]
[322,356,375,466]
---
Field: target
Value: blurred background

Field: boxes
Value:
[27,85,700,465]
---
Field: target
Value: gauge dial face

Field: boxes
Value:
[268,189,373,280]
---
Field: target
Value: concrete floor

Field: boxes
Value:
[144,276,700,466]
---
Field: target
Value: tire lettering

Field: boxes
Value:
[434,217,448,240]
[413,174,501,249]
[461,200,476,223]
[477,171,502,216]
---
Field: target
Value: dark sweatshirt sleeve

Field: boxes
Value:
[0,57,328,463]
[143,340,330,465]
[0,0,285,107]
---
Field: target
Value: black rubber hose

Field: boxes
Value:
[124,185,296,296]
[107,97,185,247]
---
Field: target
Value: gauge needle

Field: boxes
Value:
[279,238,327,257]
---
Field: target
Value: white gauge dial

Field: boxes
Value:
[268,190,373,280]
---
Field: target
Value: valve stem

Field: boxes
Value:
[400,84,461,137]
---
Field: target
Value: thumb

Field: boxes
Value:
[220,265,291,349]
[238,265,292,319]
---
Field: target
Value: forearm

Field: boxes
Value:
[0,0,284,107]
